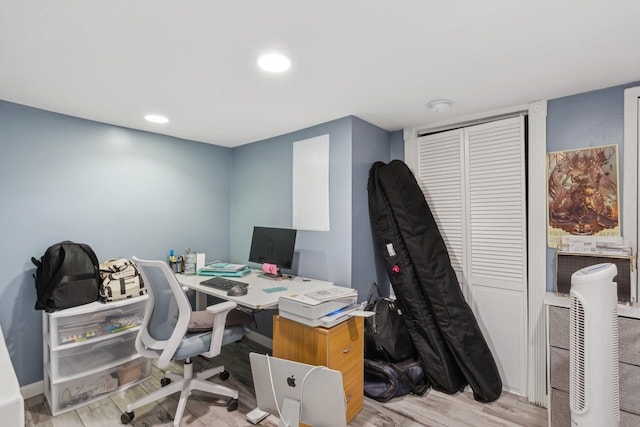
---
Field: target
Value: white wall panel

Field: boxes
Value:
[292,134,330,231]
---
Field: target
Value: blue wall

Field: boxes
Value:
[0,102,395,386]
[389,130,404,161]
[546,81,640,290]
[229,117,354,284]
[351,117,392,297]
[229,116,393,335]
[0,100,232,386]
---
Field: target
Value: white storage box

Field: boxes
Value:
[52,330,138,378]
[43,296,151,416]
[49,298,146,346]
[46,357,151,415]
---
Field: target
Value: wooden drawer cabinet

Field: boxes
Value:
[273,315,364,423]
[546,299,640,427]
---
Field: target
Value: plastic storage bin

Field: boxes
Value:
[50,299,146,346]
[52,329,138,378]
[47,357,151,414]
[43,296,150,416]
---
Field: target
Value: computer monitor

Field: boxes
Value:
[249,352,347,427]
[248,226,297,278]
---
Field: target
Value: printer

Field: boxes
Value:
[278,287,360,328]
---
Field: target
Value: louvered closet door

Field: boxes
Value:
[415,116,527,396]
[465,116,527,396]
[417,129,468,296]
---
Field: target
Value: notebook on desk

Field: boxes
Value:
[197,267,251,277]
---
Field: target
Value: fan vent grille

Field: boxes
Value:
[569,295,586,412]
[611,307,620,420]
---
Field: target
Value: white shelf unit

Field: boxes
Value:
[42,296,151,416]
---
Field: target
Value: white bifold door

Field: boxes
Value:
[416,116,527,396]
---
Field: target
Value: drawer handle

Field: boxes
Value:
[93,337,126,350]
[346,393,352,403]
[342,345,352,354]
[90,308,124,320]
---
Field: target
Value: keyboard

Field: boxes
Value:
[200,277,248,291]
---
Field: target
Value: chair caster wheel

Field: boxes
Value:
[160,377,172,387]
[227,398,239,412]
[121,411,134,424]
[219,370,230,381]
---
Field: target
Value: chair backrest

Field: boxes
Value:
[132,257,192,354]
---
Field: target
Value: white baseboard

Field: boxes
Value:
[244,329,272,349]
[21,380,43,400]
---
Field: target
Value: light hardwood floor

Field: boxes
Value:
[25,338,547,426]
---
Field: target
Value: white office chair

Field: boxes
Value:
[120,257,244,426]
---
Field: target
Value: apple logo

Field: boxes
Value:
[287,375,296,387]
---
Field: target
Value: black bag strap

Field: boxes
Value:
[370,298,392,363]
[366,282,384,347]
[35,245,69,311]
[46,243,99,294]
[366,282,382,304]
[47,245,69,294]
[76,243,99,276]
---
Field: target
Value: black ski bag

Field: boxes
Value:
[32,241,100,311]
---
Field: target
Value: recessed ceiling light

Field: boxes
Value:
[257,53,291,73]
[144,114,169,124]
[427,99,452,113]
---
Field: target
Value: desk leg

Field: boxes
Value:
[195,291,207,311]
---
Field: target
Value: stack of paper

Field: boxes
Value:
[198,261,250,277]
[305,286,357,302]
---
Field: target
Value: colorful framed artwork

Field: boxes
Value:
[547,144,620,248]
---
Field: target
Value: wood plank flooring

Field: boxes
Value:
[25,338,547,426]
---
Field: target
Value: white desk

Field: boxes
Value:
[177,270,335,311]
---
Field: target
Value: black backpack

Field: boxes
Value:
[31,241,101,311]
[364,283,417,363]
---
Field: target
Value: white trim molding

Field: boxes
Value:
[403,128,419,175]
[623,86,640,304]
[527,100,548,406]
[21,380,43,400]
[624,86,640,257]
[405,103,529,138]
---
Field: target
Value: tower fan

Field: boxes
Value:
[569,263,619,427]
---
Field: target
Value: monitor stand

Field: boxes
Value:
[259,265,291,280]
[262,270,282,279]
[279,397,300,427]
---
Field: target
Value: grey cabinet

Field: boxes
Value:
[546,301,640,426]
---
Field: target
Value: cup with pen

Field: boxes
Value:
[169,250,184,273]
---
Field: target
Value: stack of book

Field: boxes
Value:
[197,261,251,277]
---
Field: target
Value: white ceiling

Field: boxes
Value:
[1,1,639,148]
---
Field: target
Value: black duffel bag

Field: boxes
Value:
[364,358,428,402]
[364,283,417,363]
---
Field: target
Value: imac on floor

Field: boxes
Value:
[248,352,347,427]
